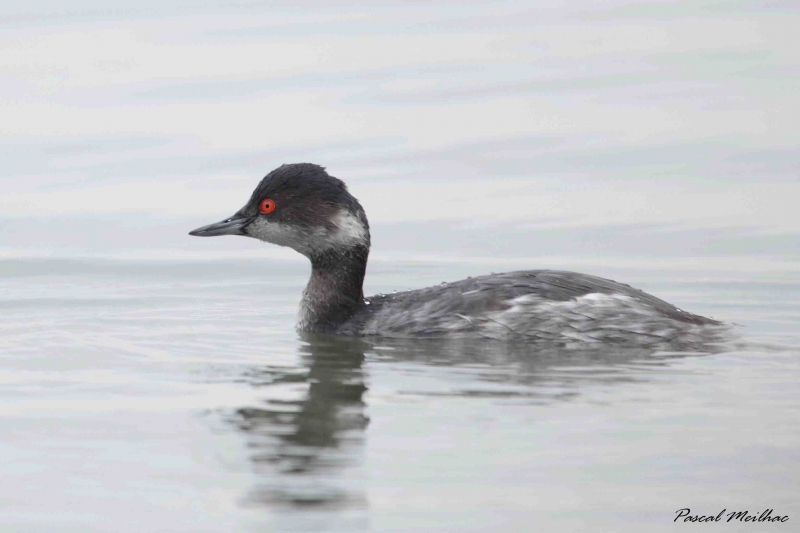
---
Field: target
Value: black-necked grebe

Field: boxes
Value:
[189,163,723,342]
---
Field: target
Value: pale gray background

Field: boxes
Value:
[2,0,798,273]
[1,2,799,533]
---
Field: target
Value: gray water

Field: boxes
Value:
[2,1,800,531]
[2,258,799,532]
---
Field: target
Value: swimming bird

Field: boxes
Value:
[189,163,723,343]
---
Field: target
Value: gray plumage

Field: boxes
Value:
[190,164,726,345]
[340,270,722,343]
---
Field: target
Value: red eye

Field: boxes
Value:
[259,198,276,214]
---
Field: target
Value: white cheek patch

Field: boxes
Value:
[246,208,367,256]
[329,209,368,247]
[247,218,317,255]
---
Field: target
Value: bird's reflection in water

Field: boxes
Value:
[229,331,730,509]
[230,333,370,508]
[367,333,729,402]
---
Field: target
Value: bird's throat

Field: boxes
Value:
[297,245,369,332]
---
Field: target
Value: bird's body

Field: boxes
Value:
[339,270,718,342]
[190,164,724,344]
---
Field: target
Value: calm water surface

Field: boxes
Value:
[2,1,799,531]
[1,257,798,532]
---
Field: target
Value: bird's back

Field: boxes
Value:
[341,270,724,343]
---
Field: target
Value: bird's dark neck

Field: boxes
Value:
[298,245,369,333]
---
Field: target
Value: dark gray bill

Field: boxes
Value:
[189,214,254,237]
